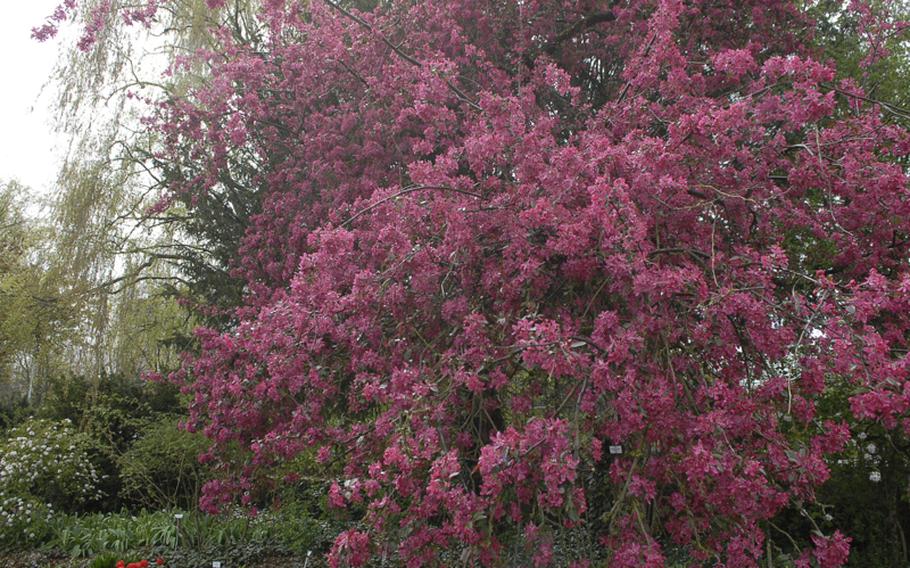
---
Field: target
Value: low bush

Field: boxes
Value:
[34,373,185,512]
[0,494,53,549]
[0,418,102,550]
[0,419,103,510]
[118,419,209,511]
[269,489,345,556]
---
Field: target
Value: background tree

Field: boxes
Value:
[0,180,76,406]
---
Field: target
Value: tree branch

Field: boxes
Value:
[322,0,483,112]
[341,184,484,228]
[547,5,620,53]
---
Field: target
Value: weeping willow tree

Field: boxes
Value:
[7,0,266,403]
[0,181,75,404]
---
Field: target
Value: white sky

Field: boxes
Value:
[0,1,67,198]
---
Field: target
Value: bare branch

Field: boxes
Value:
[342,184,484,228]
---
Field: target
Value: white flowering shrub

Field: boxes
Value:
[0,419,103,548]
[0,494,52,546]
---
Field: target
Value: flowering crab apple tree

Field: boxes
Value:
[37,0,910,565]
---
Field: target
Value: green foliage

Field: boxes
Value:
[33,373,184,513]
[50,510,177,558]
[813,424,910,567]
[38,372,180,452]
[88,551,120,568]
[108,287,196,381]
[765,380,910,567]
[0,181,75,408]
[269,498,342,556]
[809,0,910,127]
[160,543,287,568]
[47,505,337,562]
[0,174,192,412]
[268,485,347,557]
[178,509,272,550]
[118,418,209,510]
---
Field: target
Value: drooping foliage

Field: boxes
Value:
[0,168,193,407]
[0,181,80,404]
[36,0,910,566]
[3,1,248,406]
[36,0,264,326]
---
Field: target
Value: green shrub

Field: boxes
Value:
[270,492,344,556]
[38,373,181,432]
[118,419,209,510]
[35,373,186,513]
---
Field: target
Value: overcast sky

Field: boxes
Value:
[1,2,67,198]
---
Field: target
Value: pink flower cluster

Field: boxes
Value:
[31,0,77,41]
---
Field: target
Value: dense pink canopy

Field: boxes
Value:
[38,0,910,566]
